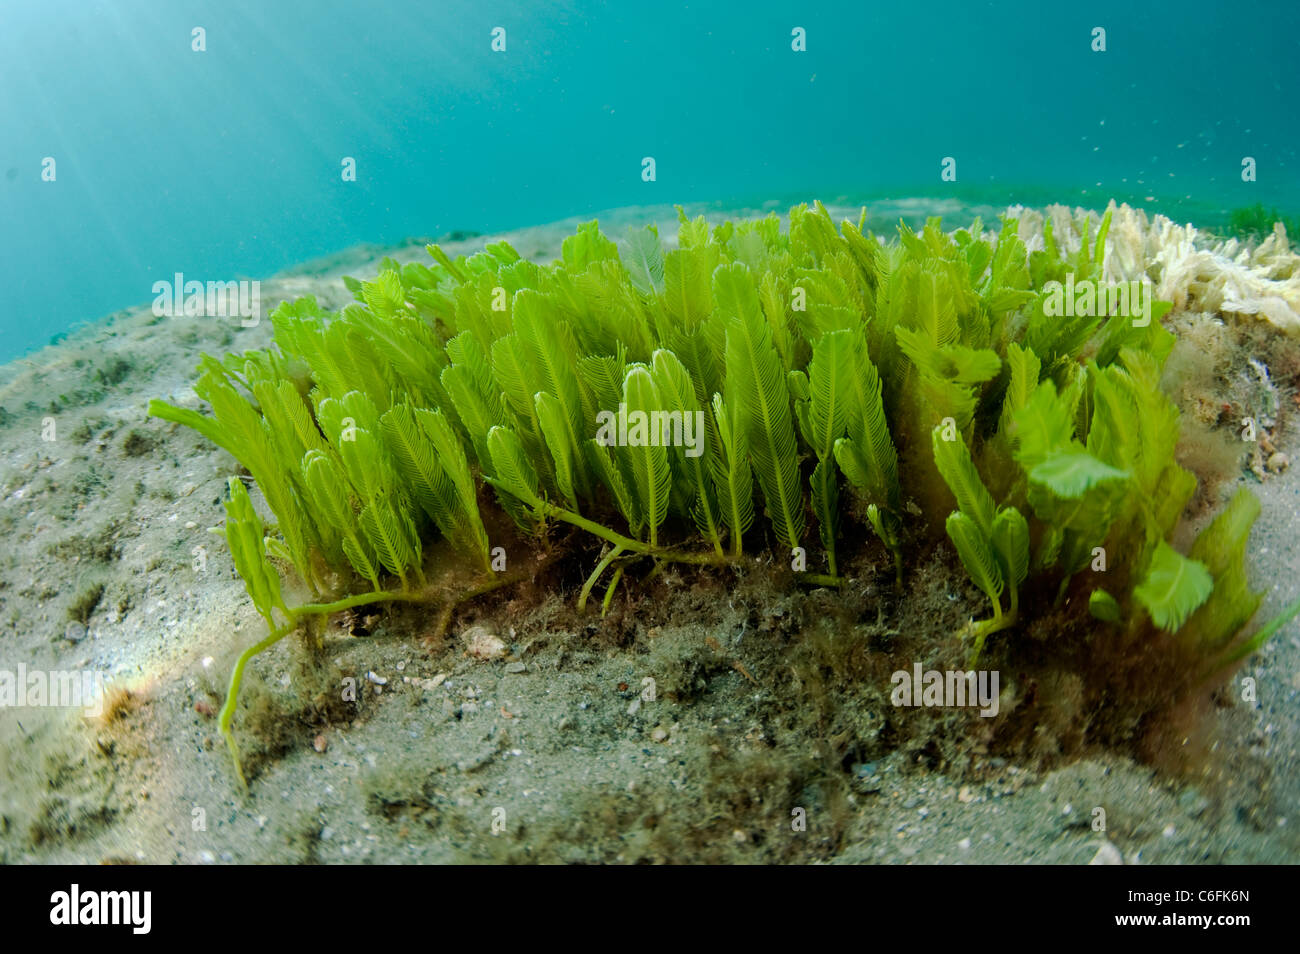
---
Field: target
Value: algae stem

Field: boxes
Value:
[796,572,842,588]
[544,503,730,566]
[221,569,530,788]
[578,545,624,613]
[292,588,433,617]
[601,566,625,617]
[219,620,296,790]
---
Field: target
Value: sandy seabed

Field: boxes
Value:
[0,199,1297,864]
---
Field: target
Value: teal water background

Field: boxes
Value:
[1,0,1297,361]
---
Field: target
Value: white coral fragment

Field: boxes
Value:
[1007,202,1300,335]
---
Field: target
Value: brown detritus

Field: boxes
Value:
[97,686,136,725]
[1175,418,1248,514]
[468,741,836,864]
[1163,314,1300,495]
[66,582,105,625]
[119,429,156,458]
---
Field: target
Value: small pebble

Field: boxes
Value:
[365,671,387,686]
[313,734,328,753]
[64,621,87,643]
[651,726,668,742]
[1266,452,1289,473]
[1089,841,1123,865]
[409,672,448,692]
[504,661,526,674]
[957,837,972,850]
[462,624,508,661]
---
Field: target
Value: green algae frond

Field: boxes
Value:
[149,202,1293,785]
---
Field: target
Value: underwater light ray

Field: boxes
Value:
[10,20,147,313]
[232,1,386,140]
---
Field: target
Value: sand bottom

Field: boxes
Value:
[0,200,1297,864]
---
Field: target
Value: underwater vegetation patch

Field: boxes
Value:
[1226,203,1300,242]
[149,202,1300,785]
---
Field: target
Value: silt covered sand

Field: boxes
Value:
[0,199,1298,864]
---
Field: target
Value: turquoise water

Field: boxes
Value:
[1,0,1296,361]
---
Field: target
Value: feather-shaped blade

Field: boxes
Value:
[932,426,997,539]
[946,511,1004,607]
[717,262,805,549]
